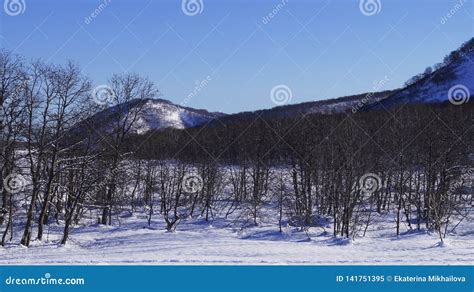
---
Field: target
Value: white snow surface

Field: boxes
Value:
[379,49,474,106]
[1,208,473,265]
[129,100,217,134]
[88,99,220,135]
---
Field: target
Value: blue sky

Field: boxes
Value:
[1,0,473,113]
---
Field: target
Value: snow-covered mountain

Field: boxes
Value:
[127,99,225,134]
[80,38,473,135]
[371,38,473,109]
[83,98,224,134]
[210,90,397,126]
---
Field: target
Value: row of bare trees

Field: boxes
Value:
[1,49,472,248]
[132,101,473,242]
[0,50,159,246]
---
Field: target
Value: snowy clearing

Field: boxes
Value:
[1,210,472,265]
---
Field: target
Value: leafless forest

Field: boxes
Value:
[0,48,472,249]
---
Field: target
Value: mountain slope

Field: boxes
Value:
[79,38,473,134]
[85,91,399,134]
[127,99,224,134]
[370,38,474,109]
[83,98,224,135]
[208,90,398,126]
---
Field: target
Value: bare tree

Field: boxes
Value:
[36,62,91,241]
[99,73,159,225]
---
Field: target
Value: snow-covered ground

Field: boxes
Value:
[1,207,472,265]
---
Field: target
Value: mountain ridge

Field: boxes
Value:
[368,38,473,110]
[83,38,473,134]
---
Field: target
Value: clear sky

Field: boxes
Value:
[1,0,473,113]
